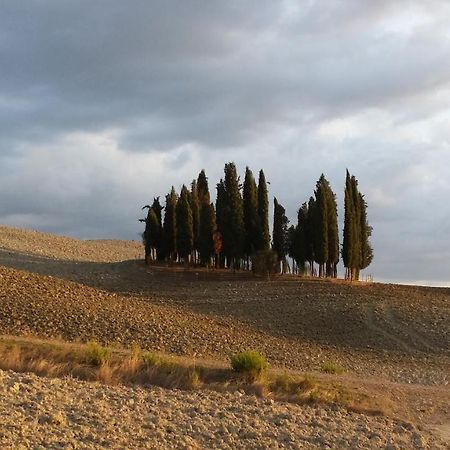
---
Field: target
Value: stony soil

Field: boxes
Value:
[0,225,142,262]
[0,225,449,447]
[0,369,446,450]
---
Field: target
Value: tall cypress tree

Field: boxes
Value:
[190,180,200,264]
[243,167,260,265]
[197,170,215,267]
[296,202,309,275]
[223,162,244,268]
[350,175,361,280]
[215,179,227,268]
[141,206,160,265]
[163,187,177,262]
[257,170,270,251]
[150,197,164,260]
[176,185,193,263]
[358,192,374,273]
[325,180,339,278]
[314,176,329,277]
[272,197,289,273]
[306,196,317,276]
[342,170,353,280]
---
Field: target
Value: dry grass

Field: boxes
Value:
[0,337,388,415]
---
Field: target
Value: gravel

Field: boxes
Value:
[0,369,445,450]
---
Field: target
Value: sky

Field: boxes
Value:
[0,1,449,286]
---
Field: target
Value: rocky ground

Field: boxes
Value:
[0,369,446,450]
[0,225,449,448]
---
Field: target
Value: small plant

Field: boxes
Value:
[230,350,268,381]
[321,361,345,375]
[86,341,111,366]
[140,351,159,367]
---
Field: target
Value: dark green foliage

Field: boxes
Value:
[163,187,177,262]
[243,167,260,260]
[359,193,374,270]
[257,170,270,251]
[215,179,227,267]
[306,197,317,275]
[272,198,289,273]
[142,207,160,264]
[342,170,373,280]
[190,180,200,260]
[176,185,193,261]
[313,176,329,276]
[221,163,245,267]
[151,197,164,260]
[197,170,215,266]
[289,203,310,275]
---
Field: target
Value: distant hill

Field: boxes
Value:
[0,225,142,263]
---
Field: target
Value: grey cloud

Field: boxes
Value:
[0,1,449,285]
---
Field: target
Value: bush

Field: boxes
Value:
[251,250,279,277]
[230,350,268,381]
[141,351,160,367]
[86,341,112,366]
[321,361,345,375]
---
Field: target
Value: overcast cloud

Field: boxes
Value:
[1,1,449,285]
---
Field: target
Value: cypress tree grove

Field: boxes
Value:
[176,185,193,263]
[163,187,177,263]
[272,197,289,273]
[223,162,245,269]
[257,170,270,251]
[243,167,260,266]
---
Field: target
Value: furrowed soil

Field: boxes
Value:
[0,225,449,448]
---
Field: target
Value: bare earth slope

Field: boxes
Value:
[0,225,449,448]
[0,225,142,262]
[2,369,446,450]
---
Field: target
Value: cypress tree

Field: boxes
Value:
[325,181,339,278]
[197,170,210,204]
[314,176,329,277]
[342,170,353,280]
[358,192,374,273]
[163,187,177,262]
[141,206,160,265]
[176,185,193,263]
[197,170,215,266]
[296,202,309,275]
[223,162,245,268]
[215,179,227,268]
[190,180,200,264]
[242,167,260,265]
[350,175,361,280]
[306,196,317,276]
[272,197,289,273]
[257,170,270,251]
[150,197,164,260]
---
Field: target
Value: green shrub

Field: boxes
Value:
[230,350,268,381]
[86,341,111,366]
[321,361,345,375]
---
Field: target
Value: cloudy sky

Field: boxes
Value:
[1,1,449,286]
